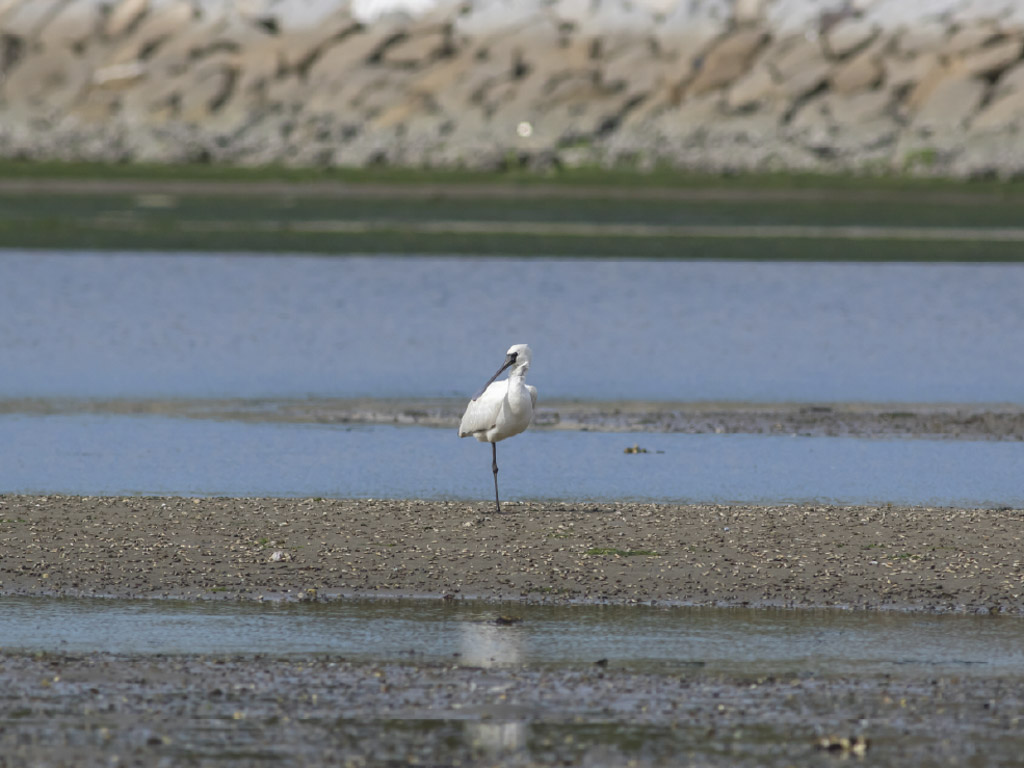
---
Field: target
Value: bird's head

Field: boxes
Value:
[504,343,531,372]
[471,344,532,401]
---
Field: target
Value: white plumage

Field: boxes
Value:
[458,344,536,513]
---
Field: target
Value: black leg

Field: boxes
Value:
[491,441,500,514]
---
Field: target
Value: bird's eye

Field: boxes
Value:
[508,352,518,361]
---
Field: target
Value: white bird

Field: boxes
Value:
[458,344,537,513]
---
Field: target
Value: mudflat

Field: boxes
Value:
[2,495,1021,613]
[3,651,1024,768]
[6,398,1024,440]
[3,496,1024,766]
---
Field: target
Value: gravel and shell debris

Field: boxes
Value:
[1,495,1022,613]
[3,651,1024,768]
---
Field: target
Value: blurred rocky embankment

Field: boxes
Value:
[2,0,1024,176]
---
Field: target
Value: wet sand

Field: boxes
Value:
[2,495,1022,613]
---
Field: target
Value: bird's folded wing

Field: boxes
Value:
[458,381,503,437]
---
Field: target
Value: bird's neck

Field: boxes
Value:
[504,369,532,414]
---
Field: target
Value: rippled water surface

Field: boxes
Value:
[3,251,1023,402]
[4,596,1023,678]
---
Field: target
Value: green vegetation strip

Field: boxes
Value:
[2,163,1023,259]
[1,223,1020,260]
[4,159,1024,197]
[172,218,1024,242]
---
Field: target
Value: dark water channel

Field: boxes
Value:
[4,596,1023,679]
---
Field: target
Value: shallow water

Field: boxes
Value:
[3,251,1024,402]
[1,414,1022,505]
[3,596,1022,678]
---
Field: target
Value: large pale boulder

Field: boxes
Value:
[263,71,312,111]
[944,23,1001,56]
[338,68,407,120]
[992,60,1024,98]
[134,16,227,73]
[305,22,411,85]
[374,27,452,68]
[536,70,604,107]
[0,0,25,22]
[536,34,595,75]
[1,0,66,40]
[734,0,765,25]
[788,87,899,154]
[827,89,893,125]
[104,1,196,68]
[955,37,1024,79]
[91,59,146,89]
[763,35,831,99]
[118,64,182,122]
[973,86,1024,130]
[433,46,537,118]
[688,28,768,96]
[67,84,125,124]
[905,61,954,110]
[895,20,948,55]
[829,38,887,93]
[419,58,506,116]
[590,25,654,66]
[529,88,640,145]
[477,16,565,75]
[884,52,939,92]
[911,75,986,130]
[725,64,782,110]
[405,48,475,101]
[471,79,533,133]
[274,12,361,73]
[600,41,668,95]
[1,47,89,114]
[564,0,653,39]
[632,90,721,142]
[611,80,679,132]
[653,11,725,61]
[177,55,240,122]
[824,18,878,58]
[38,3,105,48]
[452,1,540,37]
[785,95,834,150]
[226,36,288,107]
[105,0,149,38]
[369,93,433,129]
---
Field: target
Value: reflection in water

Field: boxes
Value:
[459,620,529,756]
[459,621,526,667]
[467,721,528,755]
[2,597,1024,678]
